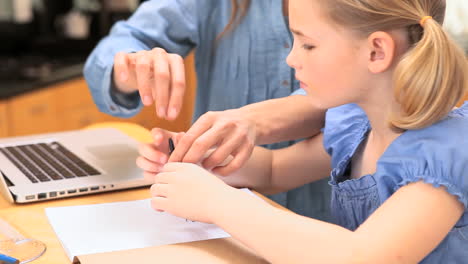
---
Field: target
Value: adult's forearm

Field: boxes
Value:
[221,146,274,192]
[240,95,326,145]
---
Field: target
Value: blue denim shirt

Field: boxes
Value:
[84,0,331,220]
[84,0,296,120]
[323,103,468,263]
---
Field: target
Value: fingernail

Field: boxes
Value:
[158,107,166,118]
[168,108,178,120]
[143,96,152,105]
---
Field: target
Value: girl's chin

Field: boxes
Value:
[309,97,344,111]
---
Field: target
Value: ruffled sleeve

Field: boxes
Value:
[322,104,369,169]
[378,103,468,210]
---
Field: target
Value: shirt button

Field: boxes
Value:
[282,80,290,86]
[110,105,117,111]
[283,43,290,49]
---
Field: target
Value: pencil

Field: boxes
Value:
[168,138,175,156]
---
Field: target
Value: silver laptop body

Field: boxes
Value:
[0,128,152,203]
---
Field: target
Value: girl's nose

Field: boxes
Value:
[286,51,301,71]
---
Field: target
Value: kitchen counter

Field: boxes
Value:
[0,63,84,99]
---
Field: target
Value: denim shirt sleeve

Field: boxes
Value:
[83,0,202,117]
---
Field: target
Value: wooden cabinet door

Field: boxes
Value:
[54,78,95,112]
[0,101,8,137]
[52,78,162,131]
[147,52,197,132]
[7,87,59,136]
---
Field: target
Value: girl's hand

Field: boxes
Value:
[136,128,184,181]
[150,162,232,224]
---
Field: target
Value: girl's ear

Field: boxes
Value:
[367,31,396,74]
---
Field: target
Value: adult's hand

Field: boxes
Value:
[169,109,257,176]
[113,48,186,120]
[165,95,325,177]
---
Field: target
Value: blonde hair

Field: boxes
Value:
[320,0,468,129]
[217,0,251,41]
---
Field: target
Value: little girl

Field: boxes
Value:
[138,0,468,262]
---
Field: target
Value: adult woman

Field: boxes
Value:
[84,0,331,220]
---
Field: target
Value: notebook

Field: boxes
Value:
[0,128,152,203]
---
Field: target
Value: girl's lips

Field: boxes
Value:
[300,82,308,89]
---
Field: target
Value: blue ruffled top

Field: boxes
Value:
[323,103,468,263]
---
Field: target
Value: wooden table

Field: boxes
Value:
[0,187,146,263]
[0,123,279,263]
[0,186,276,263]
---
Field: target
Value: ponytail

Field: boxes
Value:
[391,18,468,129]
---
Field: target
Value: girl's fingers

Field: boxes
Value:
[139,143,168,164]
[150,183,170,198]
[151,196,168,212]
[143,171,157,182]
[136,156,163,173]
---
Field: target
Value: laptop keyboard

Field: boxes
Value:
[0,142,101,183]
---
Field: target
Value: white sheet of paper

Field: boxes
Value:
[45,189,257,260]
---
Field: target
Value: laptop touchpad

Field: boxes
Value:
[86,144,138,160]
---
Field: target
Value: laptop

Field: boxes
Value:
[0,128,152,203]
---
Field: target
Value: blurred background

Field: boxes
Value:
[0,0,466,138]
[0,0,188,138]
[444,0,468,53]
[0,0,147,92]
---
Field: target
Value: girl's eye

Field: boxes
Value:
[302,44,315,50]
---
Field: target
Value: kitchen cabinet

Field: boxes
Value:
[0,101,8,137]
[6,81,61,136]
[1,54,196,137]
